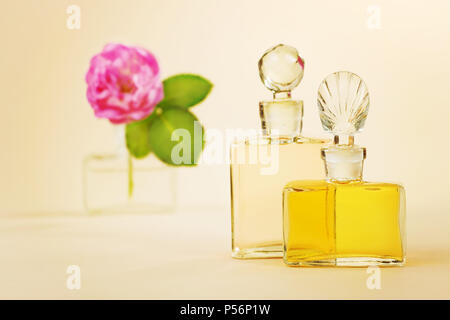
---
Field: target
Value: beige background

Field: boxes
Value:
[0,0,449,299]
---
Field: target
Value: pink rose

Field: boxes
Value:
[85,43,163,124]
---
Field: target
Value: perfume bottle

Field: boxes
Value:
[230,44,327,259]
[283,71,406,266]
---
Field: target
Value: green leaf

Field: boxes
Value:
[148,107,204,166]
[125,113,155,158]
[125,73,212,160]
[160,74,213,109]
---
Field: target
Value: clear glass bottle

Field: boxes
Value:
[283,71,406,266]
[230,44,327,259]
[83,128,177,214]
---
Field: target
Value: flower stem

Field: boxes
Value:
[128,152,134,199]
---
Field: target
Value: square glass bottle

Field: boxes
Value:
[283,71,406,266]
[84,153,177,214]
[231,44,327,259]
[83,128,177,214]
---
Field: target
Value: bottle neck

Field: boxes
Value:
[259,94,303,142]
[321,143,366,182]
[333,134,354,145]
[273,91,291,100]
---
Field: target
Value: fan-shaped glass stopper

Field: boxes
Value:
[317,71,369,141]
[318,71,370,182]
[258,44,305,96]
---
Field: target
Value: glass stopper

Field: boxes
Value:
[317,71,370,138]
[258,44,305,94]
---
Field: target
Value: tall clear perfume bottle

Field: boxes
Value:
[230,44,327,259]
[283,71,406,266]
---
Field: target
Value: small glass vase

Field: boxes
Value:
[83,152,177,215]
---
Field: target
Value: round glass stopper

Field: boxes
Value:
[258,44,305,93]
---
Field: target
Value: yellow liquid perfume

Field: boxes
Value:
[283,71,406,266]
[231,44,327,259]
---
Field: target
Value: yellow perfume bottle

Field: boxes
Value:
[231,44,327,259]
[283,71,406,267]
